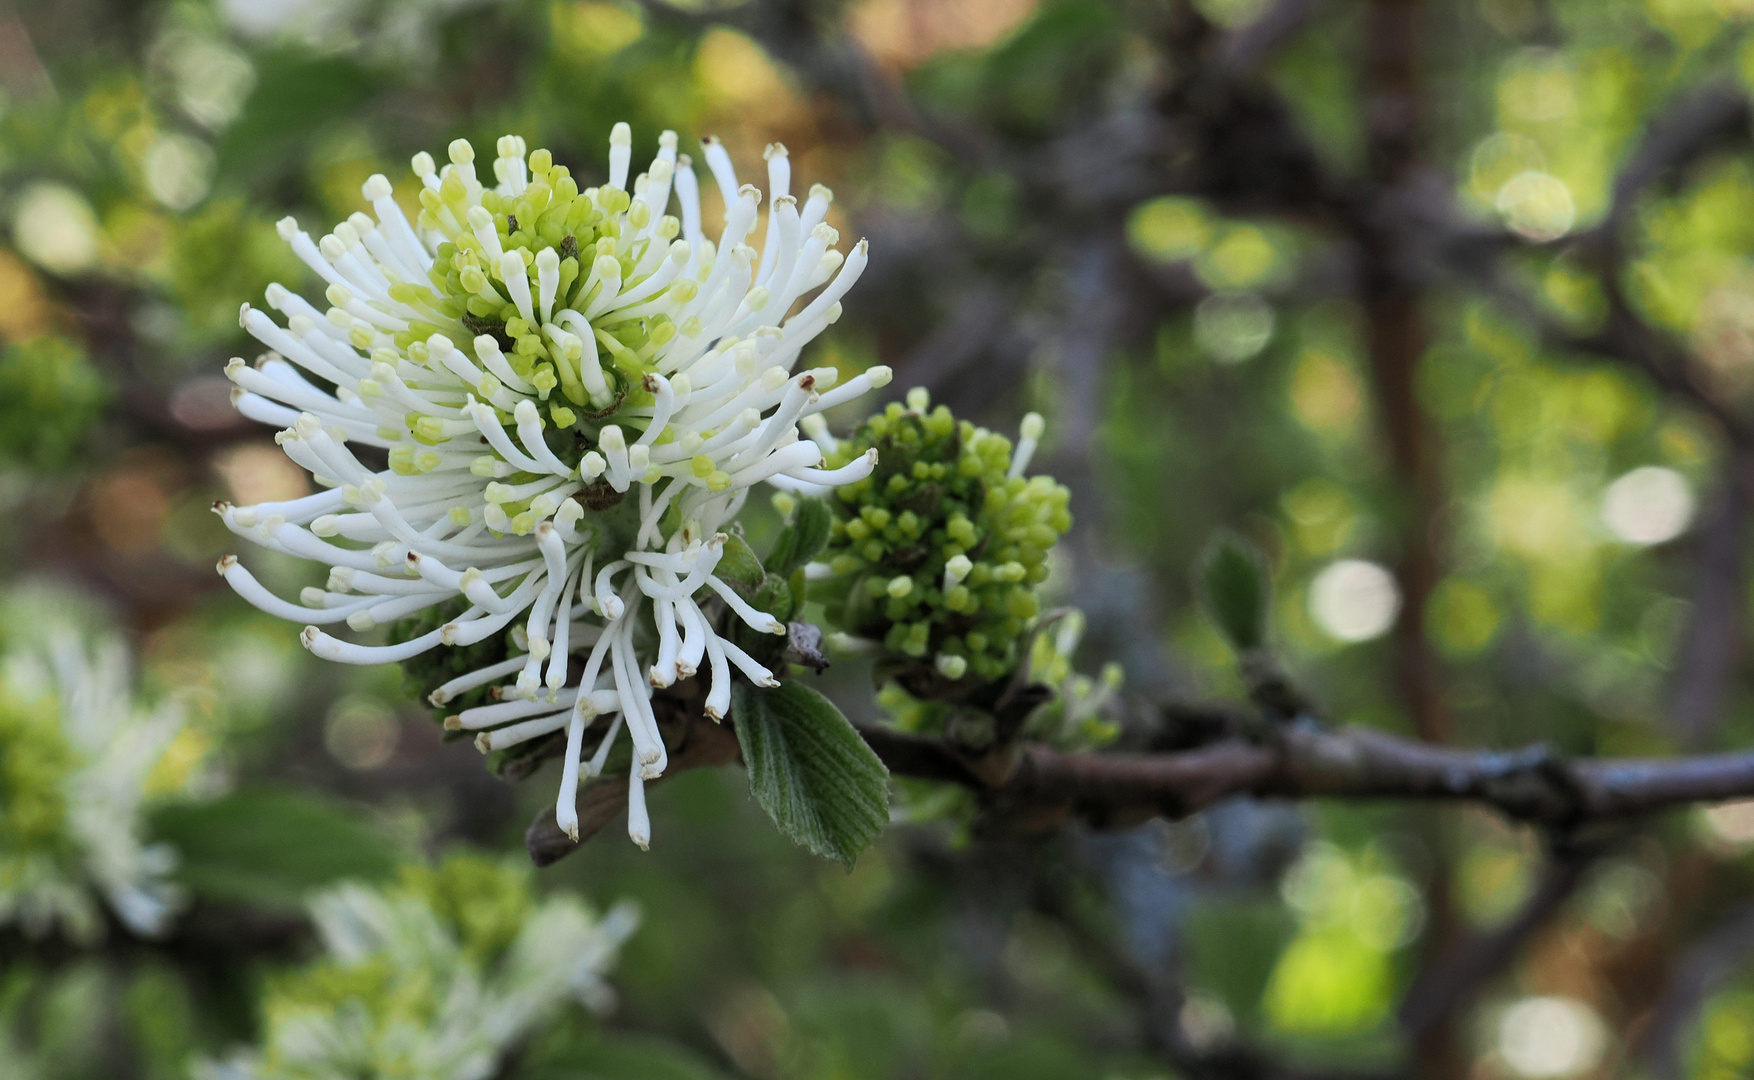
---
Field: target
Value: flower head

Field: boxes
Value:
[0,625,198,941]
[215,126,883,847]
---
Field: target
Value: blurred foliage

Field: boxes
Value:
[0,336,107,469]
[149,789,401,910]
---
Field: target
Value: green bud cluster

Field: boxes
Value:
[818,389,1071,687]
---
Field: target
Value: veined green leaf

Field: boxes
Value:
[731,681,889,868]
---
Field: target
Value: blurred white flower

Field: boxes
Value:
[200,856,639,1080]
[0,627,198,941]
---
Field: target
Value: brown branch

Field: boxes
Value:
[870,722,1754,831]
[1349,0,1451,752]
[532,701,1754,867]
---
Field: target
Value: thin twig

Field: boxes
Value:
[1670,466,1751,748]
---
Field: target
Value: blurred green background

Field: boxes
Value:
[9,0,1754,1077]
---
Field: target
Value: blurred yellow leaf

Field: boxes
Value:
[552,1,644,61]
[1263,928,1392,1036]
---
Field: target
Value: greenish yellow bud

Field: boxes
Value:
[816,390,1071,688]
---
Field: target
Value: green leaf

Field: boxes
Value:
[716,533,766,591]
[766,497,833,577]
[1198,531,1270,652]
[148,789,402,910]
[731,681,890,868]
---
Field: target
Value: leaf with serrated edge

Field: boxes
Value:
[732,681,890,867]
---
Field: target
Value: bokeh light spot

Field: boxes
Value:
[144,133,215,212]
[214,444,310,506]
[1128,196,1210,263]
[1496,996,1605,1078]
[1601,466,1694,545]
[1469,131,1546,204]
[1497,49,1576,125]
[1309,560,1400,643]
[1289,349,1364,433]
[552,2,644,61]
[13,183,101,275]
[323,696,399,771]
[1496,171,1575,243]
[1197,225,1280,290]
[1194,292,1274,364]
[1426,578,1501,656]
[1491,477,1583,558]
[1282,478,1356,556]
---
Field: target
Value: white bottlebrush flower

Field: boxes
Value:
[216,126,884,848]
[0,628,195,941]
[199,855,639,1080]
